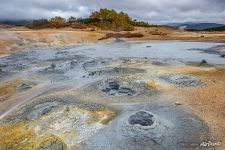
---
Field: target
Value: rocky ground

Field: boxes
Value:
[1,25,225,55]
[0,40,224,150]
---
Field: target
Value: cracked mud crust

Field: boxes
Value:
[0,94,116,150]
[84,67,146,78]
[159,74,203,87]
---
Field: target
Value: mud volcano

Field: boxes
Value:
[80,103,210,150]
[160,74,202,87]
[98,77,153,97]
[122,111,167,143]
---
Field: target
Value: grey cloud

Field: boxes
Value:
[0,0,224,24]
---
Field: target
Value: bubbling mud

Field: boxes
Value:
[98,77,155,97]
[128,111,154,126]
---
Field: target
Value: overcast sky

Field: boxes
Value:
[0,0,225,24]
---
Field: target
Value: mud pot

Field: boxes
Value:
[0,40,224,149]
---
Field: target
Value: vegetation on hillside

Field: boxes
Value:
[131,19,151,27]
[204,26,225,31]
[26,19,50,29]
[27,8,151,31]
[99,32,144,40]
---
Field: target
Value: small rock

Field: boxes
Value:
[51,63,56,69]
[70,61,77,66]
[0,63,7,67]
[0,96,5,102]
[16,83,34,91]
[65,106,70,112]
[108,81,120,90]
[175,102,182,105]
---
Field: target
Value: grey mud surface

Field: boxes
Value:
[93,76,156,96]
[2,94,106,123]
[0,40,224,150]
[189,44,225,58]
[80,102,210,150]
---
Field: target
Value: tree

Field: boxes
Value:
[49,16,66,28]
[90,8,134,31]
[67,16,76,24]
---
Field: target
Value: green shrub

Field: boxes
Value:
[67,16,77,24]
[90,8,134,31]
[26,9,151,31]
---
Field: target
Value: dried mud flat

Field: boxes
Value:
[0,40,224,150]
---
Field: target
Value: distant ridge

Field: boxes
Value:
[204,25,225,31]
[168,22,225,30]
[0,20,31,26]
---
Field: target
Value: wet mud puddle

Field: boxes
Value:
[0,40,224,149]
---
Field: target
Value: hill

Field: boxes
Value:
[168,22,224,30]
[0,20,31,26]
[204,25,225,31]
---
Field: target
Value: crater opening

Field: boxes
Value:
[128,111,154,126]
[102,81,136,96]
